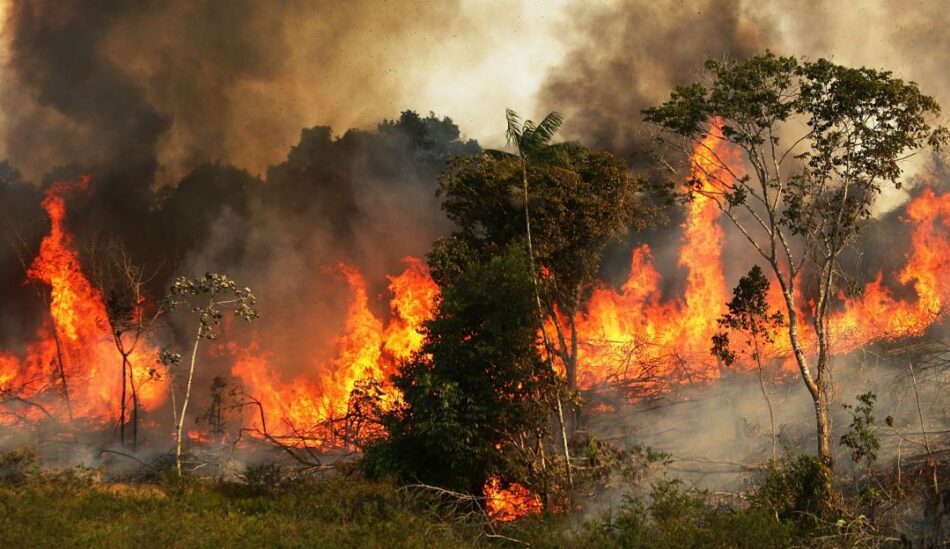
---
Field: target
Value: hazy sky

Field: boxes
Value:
[0,0,946,207]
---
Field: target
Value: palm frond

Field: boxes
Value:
[534,141,582,169]
[519,120,547,155]
[504,108,566,158]
[505,108,523,148]
[533,111,564,145]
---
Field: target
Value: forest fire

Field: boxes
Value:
[483,477,543,522]
[3,148,943,525]
[831,188,950,347]
[0,178,165,426]
[568,123,738,391]
[2,1,948,542]
[1,129,946,442]
[568,133,950,394]
[227,258,439,443]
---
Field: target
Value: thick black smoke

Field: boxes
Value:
[4,1,169,176]
[0,0,479,186]
[0,110,478,394]
[540,0,762,169]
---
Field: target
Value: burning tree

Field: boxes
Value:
[85,237,165,450]
[160,273,258,476]
[644,53,948,486]
[366,247,560,504]
[435,112,651,399]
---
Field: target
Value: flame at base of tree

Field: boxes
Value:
[483,476,543,522]
[0,178,165,425]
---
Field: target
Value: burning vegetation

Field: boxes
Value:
[0,5,948,544]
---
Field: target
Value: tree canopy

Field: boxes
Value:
[644,52,947,478]
[366,246,555,495]
[433,131,650,391]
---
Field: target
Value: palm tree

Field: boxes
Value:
[490,109,573,488]
[498,108,564,274]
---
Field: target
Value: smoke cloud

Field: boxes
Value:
[541,0,949,210]
[0,0,570,185]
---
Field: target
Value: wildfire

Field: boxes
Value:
[0,143,945,470]
[483,476,543,522]
[383,257,440,361]
[830,188,950,347]
[229,257,439,443]
[567,125,739,391]
[569,136,949,392]
[0,178,165,425]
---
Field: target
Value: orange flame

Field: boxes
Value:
[1,144,946,461]
[829,187,949,348]
[567,125,737,390]
[383,257,440,362]
[229,257,439,442]
[483,476,543,522]
[0,178,165,424]
[570,130,949,392]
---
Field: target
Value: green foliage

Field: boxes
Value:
[0,476,481,548]
[437,140,645,317]
[157,348,181,369]
[711,265,784,366]
[751,453,834,529]
[840,392,880,467]
[570,437,672,492]
[644,51,947,254]
[0,460,920,547]
[365,246,555,495]
[503,108,566,160]
[160,273,259,339]
[578,479,797,548]
[646,51,947,479]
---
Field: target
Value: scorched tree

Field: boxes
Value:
[644,52,947,487]
[159,273,258,476]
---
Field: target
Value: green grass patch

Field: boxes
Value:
[0,473,481,548]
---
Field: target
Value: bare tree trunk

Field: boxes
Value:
[751,332,776,462]
[814,259,836,483]
[520,159,573,491]
[119,355,128,446]
[814,365,833,469]
[909,362,939,498]
[176,327,203,476]
[766,288,836,501]
[554,385,573,490]
[568,313,580,429]
[50,328,74,421]
[129,366,140,451]
[778,275,834,490]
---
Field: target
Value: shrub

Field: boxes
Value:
[0,447,38,484]
[751,452,834,532]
